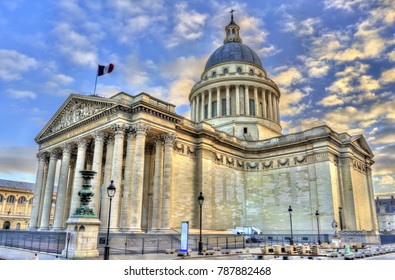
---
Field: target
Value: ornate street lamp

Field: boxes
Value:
[104,180,116,260]
[288,205,294,245]
[198,192,205,255]
[315,210,321,245]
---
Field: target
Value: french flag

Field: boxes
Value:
[97,63,114,76]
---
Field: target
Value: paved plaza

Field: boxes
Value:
[1,244,395,261]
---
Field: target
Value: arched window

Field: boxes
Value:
[16,223,21,230]
[223,68,229,74]
[18,196,27,204]
[3,221,11,230]
[6,195,15,203]
[236,67,242,73]
[29,198,33,204]
[212,71,216,77]
[249,69,254,75]
[232,28,235,34]
[0,194,3,202]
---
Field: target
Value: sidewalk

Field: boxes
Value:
[0,245,259,260]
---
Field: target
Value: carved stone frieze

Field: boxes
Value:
[45,99,109,136]
[247,162,259,170]
[174,141,185,153]
[277,158,289,167]
[293,156,307,165]
[187,146,196,156]
[262,161,273,169]
[214,153,223,164]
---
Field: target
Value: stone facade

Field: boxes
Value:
[0,179,55,230]
[29,14,378,236]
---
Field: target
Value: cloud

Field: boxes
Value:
[168,78,195,106]
[166,2,208,48]
[381,68,395,84]
[52,22,99,67]
[283,16,321,37]
[373,144,395,176]
[317,95,344,107]
[161,55,207,80]
[325,63,380,96]
[0,146,38,177]
[279,89,309,116]
[298,56,330,78]
[7,89,37,100]
[0,49,38,81]
[324,0,368,11]
[272,67,304,88]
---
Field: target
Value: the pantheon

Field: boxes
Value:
[29,14,378,236]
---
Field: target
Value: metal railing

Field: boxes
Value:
[0,230,66,254]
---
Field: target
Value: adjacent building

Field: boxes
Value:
[28,14,379,237]
[375,196,395,233]
[0,179,35,230]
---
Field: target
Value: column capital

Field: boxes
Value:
[111,123,126,136]
[162,132,177,146]
[36,152,47,161]
[126,126,136,138]
[61,143,73,154]
[132,124,150,136]
[92,130,105,142]
[76,138,88,149]
[49,148,61,160]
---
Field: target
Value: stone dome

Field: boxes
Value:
[204,42,263,71]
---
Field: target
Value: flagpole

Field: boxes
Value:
[93,72,98,95]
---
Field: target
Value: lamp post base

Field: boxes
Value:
[104,245,110,260]
[198,241,204,255]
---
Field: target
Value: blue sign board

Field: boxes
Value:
[180,221,189,253]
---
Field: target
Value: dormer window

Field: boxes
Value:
[249,69,254,75]
[212,71,217,77]
[236,67,242,73]
[223,68,229,74]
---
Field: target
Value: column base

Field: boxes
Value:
[127,227,143,233]
[37,227,50,231]
[51,227,66,232]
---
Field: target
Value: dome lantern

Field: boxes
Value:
[224,9,242,44]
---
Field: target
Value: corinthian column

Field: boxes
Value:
[262,90,267,118]
[91,131,105,216]
[201,92,205,120]
[121,128,136,231]
[208,88,212,119]
[109,123,126,231]
[29,152,47,230]
[161,132,176,230]
[39,149,60,230]
[130,124,150,232]
[100,134,114,231]
[226,85,230,116]
[235,85,240,115]
[52,144,72,231]
[254,86,259,116]
[245,86,250,115]
[150,137,163,231]
[69,138,87,217]
[268,91,273,120]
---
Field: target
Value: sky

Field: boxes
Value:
[0,0,394,195]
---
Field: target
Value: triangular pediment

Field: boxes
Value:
[350,135,374,158]
[35,94,118,142]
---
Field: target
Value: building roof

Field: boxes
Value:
[0,179,35,191]
[204,42,263,71]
